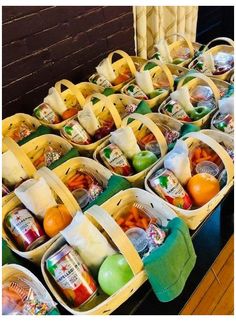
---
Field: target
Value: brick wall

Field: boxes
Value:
[2,6,135,118]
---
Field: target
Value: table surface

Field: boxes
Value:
[2,189,234,315]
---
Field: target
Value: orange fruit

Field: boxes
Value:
[186,173,220,207]
[62,108,78,120]
[43,204,72,237]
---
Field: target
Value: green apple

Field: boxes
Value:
[98,254,134,296]
[132,151,158,172]
[190,106,211,121]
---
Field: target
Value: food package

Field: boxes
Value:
[2,274,56,315]
[61,211,116,275]
[33,145,62,169]
[14,177,57,220]
[170,87,194,114]
[135,71,154,94]
[219,95,234,116]
[110,127,140,159]
[77,102,101,136]
[154,39,172,63]
[44,87,67,116]
[96,58,116,82]
[8,123,33,143]
[2,150,28,187]
[164,140,192,185]
[190,85,213,104]
[202,52,215,74]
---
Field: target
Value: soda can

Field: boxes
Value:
[62,120,92,144]
[33,103,60,124]
[4,207,47,251]
[163,100,192,122]
[148,168,192,209]
[123,84,148,100]
[46,244,97,308]
[89,74,112,88]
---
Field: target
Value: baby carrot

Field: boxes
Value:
[141,217,149,229]
[125,221,135,227]
[131,206,139,221]
[194,147,202,159]
[201,149,208,158]
[117,217,125,225]
[195,156,211,163]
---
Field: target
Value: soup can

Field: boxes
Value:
[46,244,97,308]
[4,207,47,251]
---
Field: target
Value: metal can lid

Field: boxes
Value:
[46,244,72,266]
[195,161,219,177]
[125,227,148,254]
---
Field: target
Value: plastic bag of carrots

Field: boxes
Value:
[190,144,222,168]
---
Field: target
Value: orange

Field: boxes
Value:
[43,204,72,238]
[62,108,78,120]
[186,173,220,207]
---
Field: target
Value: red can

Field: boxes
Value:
[46,245,97,308]
[4,207,47,251]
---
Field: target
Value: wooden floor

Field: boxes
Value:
[181,235,234,315]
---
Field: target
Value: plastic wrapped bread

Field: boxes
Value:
[77,102,101,136]
[135,71,154,94]
[61,211,116,275]
[219,95,234,116]
[96,58,116,82]
[170,87,195,114]
[154,39,172,63]
[2,150,28,186]
[44,87,67,116]
[110,127,140,159]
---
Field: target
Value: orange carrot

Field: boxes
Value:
[33,154,45,167]
[195,156,211,164]
[125,221,135,227]
[194,147,202,160]
[141,217,149,229]
[117,217,125,225]
[131,206,139,221]
[201,149,208,158]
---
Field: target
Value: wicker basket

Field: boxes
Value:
[121,62,174,109]
[93,113,168,186]
[188,37,234,80]
[41,187,177,315]
[33,79,104,130]
[60,95,123,157]
[145,131,234,230]
[2,166,80,264]
[158,72,222,128]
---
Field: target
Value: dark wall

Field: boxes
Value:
[197,6,234,43]
[2,6,135,118]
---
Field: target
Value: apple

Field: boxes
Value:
[190,106,211,121]
[98,254,134,295]
[132,151,158,172]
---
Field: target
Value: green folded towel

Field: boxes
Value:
[143,217,196,302]
[48,148,79,170]
[84,175,131,210]
[18,125,52,146]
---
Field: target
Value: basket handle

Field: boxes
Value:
[37,166,81,216]
[84,92,106,104]
[107,50,137,77]
[122,113,168,158]
[2,137,38,178]
[85,205,143,275]
[177,72,221,101]
[203,37,234,52]
[55,79,86,107]
[151,61,174,91]
[165,33,195,57]
[183,131,234,183]
[98,96,122,129]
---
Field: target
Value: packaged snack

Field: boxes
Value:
[9,123,33,143]
[33,103,61,124]
[14,177,57,220]
[190,85,213,104]
[164,140,192,185]
[110,127,140,159]
[148,168,192,209]
[213,52,234,75]
[61,212,116,274]
[146,223,166,253]
[2,274,55,315]
[99,143,133,176]
[33,145,62,169]
[190,145,222,168]
[62,119,92,144]
[46,244,97,307]
[4,206,47,251]
[77,102,101,136]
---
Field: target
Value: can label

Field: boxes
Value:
[34,103,60,124]
[47,247,97,307]
[124,84,148,100]
[62,120,91,144]
[149,168,192,209]
[89,74,112,88]
[4,207,46,251]
[163,100,192,122]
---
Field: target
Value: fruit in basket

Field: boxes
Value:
[186,173,220,207]
[62,107,78,120]
[43,205,72,237]
[189,106,211,121]
[98,254,134,295]
[132,151,158,172]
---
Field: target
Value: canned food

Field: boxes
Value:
[89,74,112,88]
[33,103,60,124]
[4,207,47,251]
[99,143,133,176]
[46,244,97,308]
[123,84,148,100]
[163,100,192,122]
[62,120,92,144]
[148,168,192,209]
